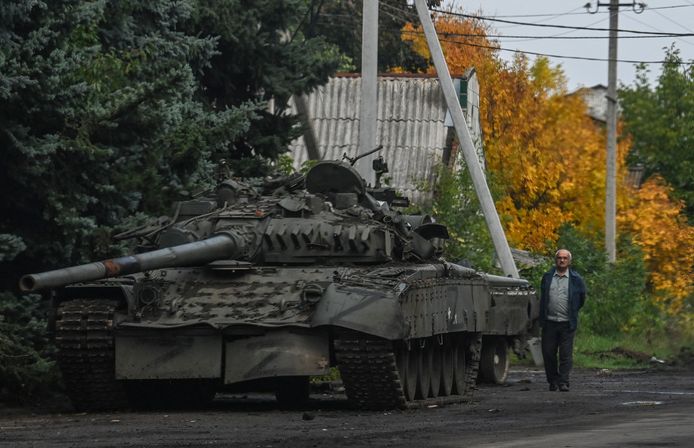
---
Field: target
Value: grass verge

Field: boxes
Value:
[512,330,693,370]
[574,330,693,369]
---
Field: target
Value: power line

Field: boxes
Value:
[379,1,585,34]
[316,5,694,65]
[481,4,694,19]
[621,8,694,48]
[379,1,581,30]
[651,8,694,33]
[407,31,694,40]
[378,2,419,22]
[431,36,694,65]
[379,1,694,41]
[487,5,585,26]
[430,8,694,36]
[534,15,610,41]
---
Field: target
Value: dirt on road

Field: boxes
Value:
[1,365,693,448]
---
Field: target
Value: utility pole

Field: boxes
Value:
[586,1,645,263]
[357,0,379,186]
[414,0,519,278]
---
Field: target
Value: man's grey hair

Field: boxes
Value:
[555,249,572,261]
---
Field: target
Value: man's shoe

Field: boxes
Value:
[559,384,570,392]
[549,383,558,391]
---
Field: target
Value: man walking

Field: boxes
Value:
[540,249,587,392]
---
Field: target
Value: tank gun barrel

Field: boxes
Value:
[19,234,244,292]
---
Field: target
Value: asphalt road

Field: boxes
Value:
[2,366,693,447]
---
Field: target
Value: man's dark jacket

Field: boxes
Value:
[539,268,587,331]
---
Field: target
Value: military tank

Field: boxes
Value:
[20,153,539,410]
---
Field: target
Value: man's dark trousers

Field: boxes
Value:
[542,320,576,386]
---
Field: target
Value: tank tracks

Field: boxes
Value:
[335,333,481,410]
[55,300,482,411]
[55,299,129,411]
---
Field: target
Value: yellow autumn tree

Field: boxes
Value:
[402,13,630,251]
[619,177,694,314]
[481,56,630,251]
[402,11,693,318]
[401,13,497,76]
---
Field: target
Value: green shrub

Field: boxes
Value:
[554,225,653,336]
[0,292,59,402]
[429,165,497,273]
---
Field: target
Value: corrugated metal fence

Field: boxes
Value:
[288,74,482,206]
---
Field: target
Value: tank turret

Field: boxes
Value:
[22,159,447,292]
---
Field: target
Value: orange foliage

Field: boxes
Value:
[401,12,693,315]
[479,58,632,251]
[401,15,497,76]
[401,13,630,251]
[619,177,694,314]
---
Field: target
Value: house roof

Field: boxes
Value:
[569,84,610,123]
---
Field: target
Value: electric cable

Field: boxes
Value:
[431,37,692,64]
[314,5,694,65]
[430,8,694,36]
[462,4,694,19]
[621,8,694,48]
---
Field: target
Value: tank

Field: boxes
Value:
[20,154,539,410]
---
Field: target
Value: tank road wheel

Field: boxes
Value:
[440,337,454,396]
[478,336,510,384]
[394,342,417,403]
[415,340,431,399]
[428,338,442,398]
[394,343,408,396]
[404,343,418,401]
[55,299,128,412]
[275,376,310,407]
[461,333,483,398]
[451,336,468,395]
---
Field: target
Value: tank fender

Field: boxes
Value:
[311,283,407,340]
[49,284,134,333]
[59,284,134,310]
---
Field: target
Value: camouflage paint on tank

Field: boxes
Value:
[20,157,539,410]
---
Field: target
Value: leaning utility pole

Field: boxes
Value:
[586,0,645,263]
[414,0,519,278]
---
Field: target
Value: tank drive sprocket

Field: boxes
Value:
[55,299,129,412]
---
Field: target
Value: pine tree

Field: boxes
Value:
[0,0,255,276]
[620,47,694,222]
[183,0,341,172]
